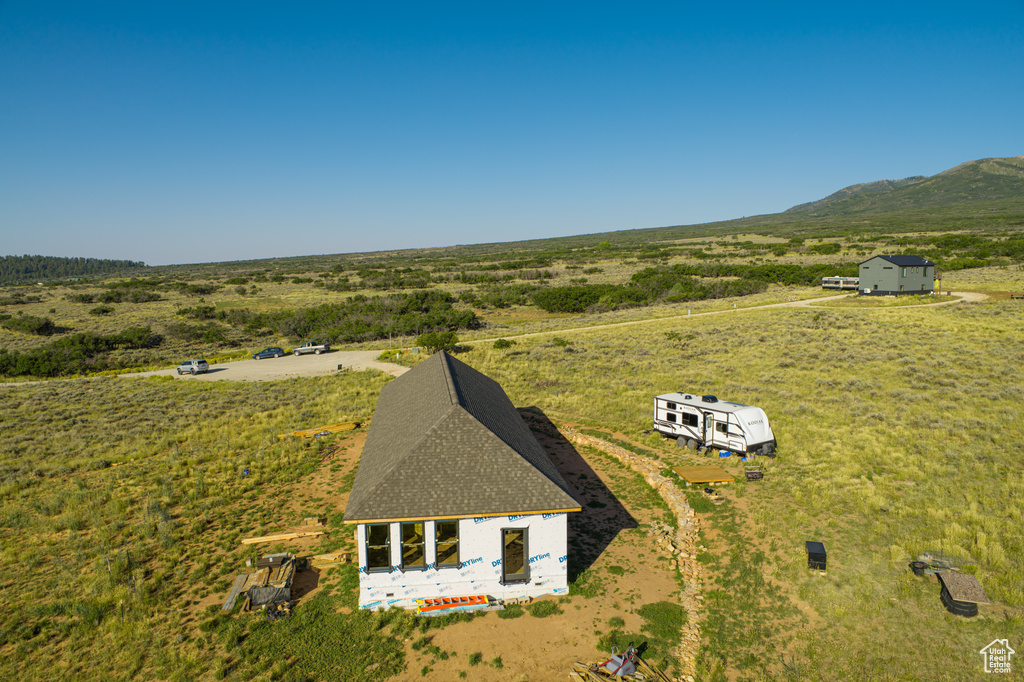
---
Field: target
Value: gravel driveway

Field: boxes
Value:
[127,350,409,382]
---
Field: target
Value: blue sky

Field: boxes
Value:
[1,2,1022,266]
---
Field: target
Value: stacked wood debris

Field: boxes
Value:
[222,553,297,612]
[570,658,671,681]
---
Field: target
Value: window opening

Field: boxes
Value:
[502,528,529,584]
[366,523,391,573]
[435,520,459,568]
[401,521,425,571]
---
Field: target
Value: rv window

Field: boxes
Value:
[666,402,676,410]
[435,520,459,568]
[682,413,698,427]
[401,521,426,571]
[502,528,529,584]
[365,523,391,573]
[666,413,677,423]
[716,422,729,434]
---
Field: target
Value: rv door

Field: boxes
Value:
[703,413,714,447]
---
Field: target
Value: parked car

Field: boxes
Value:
[253,347,285,360]
[293,341,331,355]
[177,359,210,375]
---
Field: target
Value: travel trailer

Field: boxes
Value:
[653,392,776,456]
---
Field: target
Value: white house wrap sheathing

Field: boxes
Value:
[357,513,568,610]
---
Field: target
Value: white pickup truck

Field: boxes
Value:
[293,342,331,356]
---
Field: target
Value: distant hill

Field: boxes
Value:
[0,255,147,285]
[783,155,1024,217]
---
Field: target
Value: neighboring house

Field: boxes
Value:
[343,351,581,610]
[858,255,936,295]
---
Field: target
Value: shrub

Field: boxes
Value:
[1,315,56,335]
[526,600,562,618]
[493,338,516,349]
[89,305,114,315]
[497,603,524,619]
[417,331,458,354]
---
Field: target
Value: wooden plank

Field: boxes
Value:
[240,531,325,545]
[221,574,249,611]
[278,421,361,439]
[672,464,735,484]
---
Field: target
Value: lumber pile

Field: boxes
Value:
[569,659,671,681]
[309,550,351,568]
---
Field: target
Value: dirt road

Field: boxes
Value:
[464,291,987,344]
[117,291,985,383]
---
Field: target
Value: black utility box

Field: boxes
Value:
[806,541,827,570]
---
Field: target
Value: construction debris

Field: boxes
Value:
[265,600,296,621]
[222,553,297,612]
[570,656,672,681]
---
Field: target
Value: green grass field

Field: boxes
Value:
[2,223,1024,679]
[457,294,1024,680]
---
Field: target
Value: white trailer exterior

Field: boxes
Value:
[653,392,776,456]
[356,513,568,610]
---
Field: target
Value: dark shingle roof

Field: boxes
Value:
[860,254,936,267]
[344,351,580,522]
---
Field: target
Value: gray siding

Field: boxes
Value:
[859,256,934,295]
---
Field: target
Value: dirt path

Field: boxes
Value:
[96,290,981,384]
[465,291,987,344]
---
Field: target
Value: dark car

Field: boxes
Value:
[253,347,285,360]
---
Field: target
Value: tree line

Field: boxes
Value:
[0,255,146,284]
[529,262,857,313]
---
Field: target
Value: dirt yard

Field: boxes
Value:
[225,420,685,680]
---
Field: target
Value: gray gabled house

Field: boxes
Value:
[344,351,580,610]
[858,255,936,295]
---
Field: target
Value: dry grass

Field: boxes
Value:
[454,297,1024,680]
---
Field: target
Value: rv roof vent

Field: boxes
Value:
[701,394,718,403]
[684,394,693,400]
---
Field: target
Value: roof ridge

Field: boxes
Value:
[438,351,460,406]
